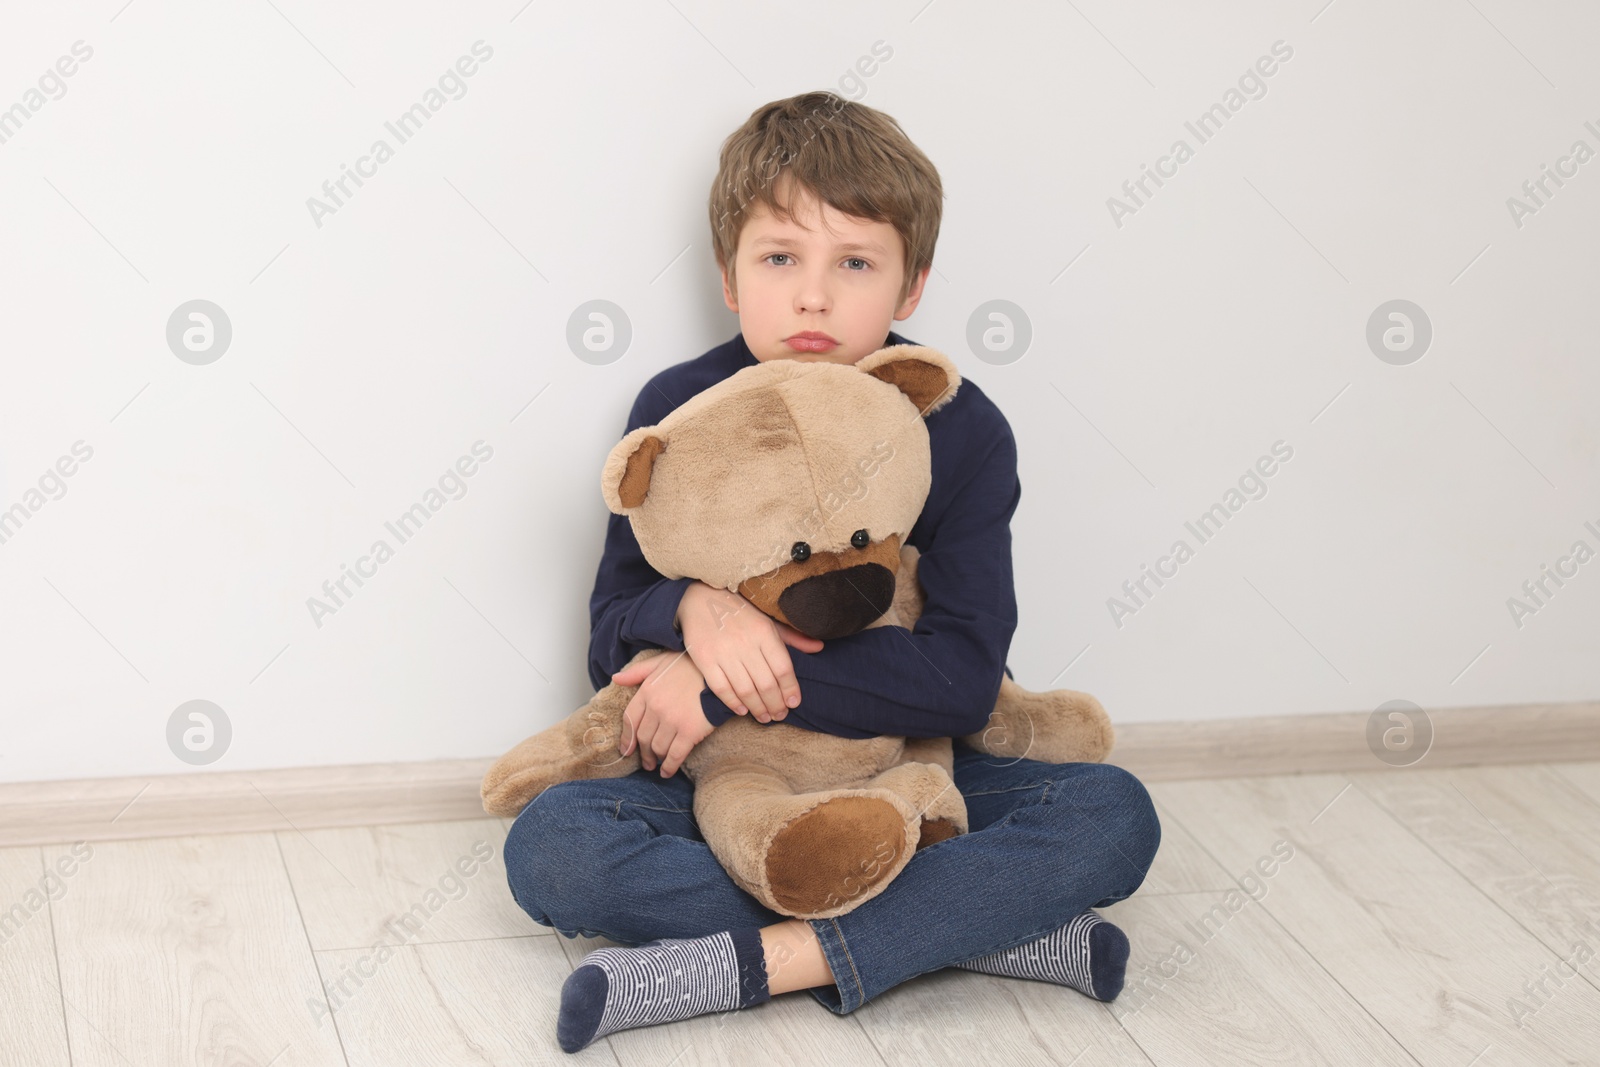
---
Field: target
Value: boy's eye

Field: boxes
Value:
[844,258,869,271]
[764,253,792,266]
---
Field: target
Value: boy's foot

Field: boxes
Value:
[955,910,1130,1001]
[557,927,770,1052]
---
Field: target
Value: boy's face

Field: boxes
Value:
[720,183,930,365]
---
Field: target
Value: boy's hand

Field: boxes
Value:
[675,580,823,722]
[615,651,715,778]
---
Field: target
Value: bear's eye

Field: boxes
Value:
[791,542,811,563]
[851,529,869,549]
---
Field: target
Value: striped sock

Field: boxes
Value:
[557,927,770,1052]
[956,910,1130,1001]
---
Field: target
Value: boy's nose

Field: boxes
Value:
[796,277,831,313]
[777,563,895,639]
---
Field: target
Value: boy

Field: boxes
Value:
[502,91,1161,1054]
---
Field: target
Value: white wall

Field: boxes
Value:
[1,0,1595,784]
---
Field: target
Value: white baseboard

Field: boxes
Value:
[2,701,1595,848]
[1107,699,1600,782]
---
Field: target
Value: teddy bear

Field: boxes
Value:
[481,345,1115,920]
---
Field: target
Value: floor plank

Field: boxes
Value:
[50,833,347,1067]
[278,818,536,951]
[0,845,73,1067]
[845,951,1151,1066]
[316,935,582,1066]
[1549,760,1600,810]
[1154,773,1600,1066]
[1139,796,1237,895]
[1355,764,1600,976]
[1099,893,1414,1065]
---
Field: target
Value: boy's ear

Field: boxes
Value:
[856,345,961,417]
[894,265,931,319]
[601,428,666,513]
[719,260,739,312]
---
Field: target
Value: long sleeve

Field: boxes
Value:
[586,389,695,691]
[698,414,1022,740]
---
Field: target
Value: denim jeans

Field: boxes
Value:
[502,739,1161,1015]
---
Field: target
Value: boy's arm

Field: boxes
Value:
[697,420,1022,740]
[586,516,693,690]
[586,388,693,691]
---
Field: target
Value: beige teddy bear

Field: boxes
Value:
[482,345,1114,919]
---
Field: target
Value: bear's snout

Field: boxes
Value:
[777,563,896,639]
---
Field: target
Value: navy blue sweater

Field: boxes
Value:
[586,329,1021,740]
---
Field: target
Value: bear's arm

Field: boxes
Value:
[698,413,1022,740]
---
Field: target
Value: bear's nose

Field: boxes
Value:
[777,563,896,640]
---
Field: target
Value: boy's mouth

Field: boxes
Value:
[786,331,838,353]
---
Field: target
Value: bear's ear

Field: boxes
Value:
[601,428,666,513]
[856,345,961,416]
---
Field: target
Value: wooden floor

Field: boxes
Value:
[5,762,1600,1066]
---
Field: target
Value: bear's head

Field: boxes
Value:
[601,345,960,640]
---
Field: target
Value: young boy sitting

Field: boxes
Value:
[502,90,1161,1054]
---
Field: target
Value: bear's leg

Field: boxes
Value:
[690,760,920,921]
[866,758,968,849]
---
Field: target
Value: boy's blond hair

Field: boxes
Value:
[708,91,942,308]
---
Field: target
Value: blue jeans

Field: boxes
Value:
[502,740,1161,1014]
